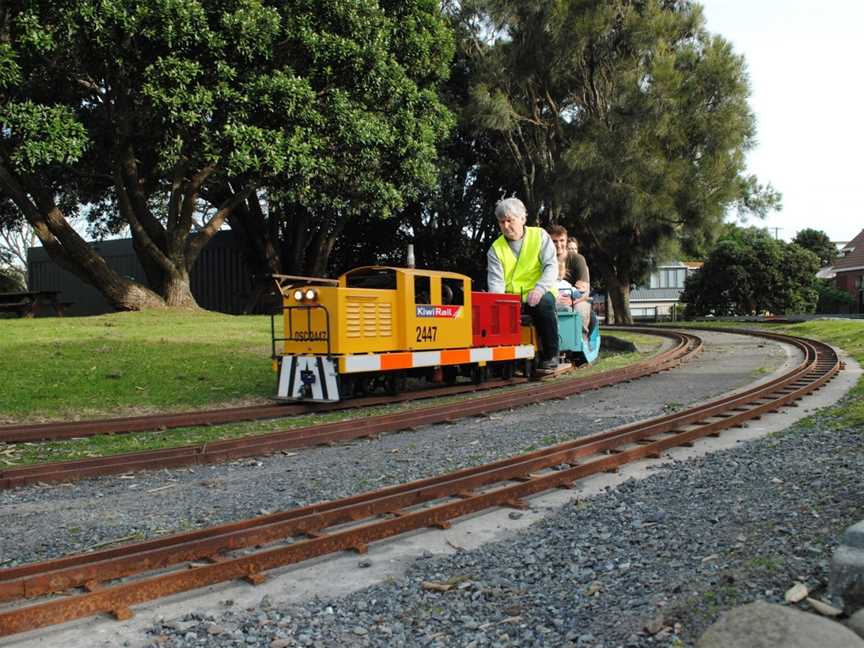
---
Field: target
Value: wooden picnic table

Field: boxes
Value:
[0,290,71,318]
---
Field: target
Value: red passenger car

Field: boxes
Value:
[471,292,522,347]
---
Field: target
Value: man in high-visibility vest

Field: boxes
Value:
[487,197,560,371]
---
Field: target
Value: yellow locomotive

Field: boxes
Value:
[272,266,534,401]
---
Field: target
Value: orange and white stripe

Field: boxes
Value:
[339,345,534,374]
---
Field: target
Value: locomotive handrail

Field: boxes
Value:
[271,304,333,358]
[272,274,339,298]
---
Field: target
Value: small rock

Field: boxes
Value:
[785,582,809,603]
[353,626,368,636]
[806,597,842,617]
[644,614,665,635]
[270,640,292,648]
[358,559,372,568]
[206,623,225,635]
[509,512,523,520]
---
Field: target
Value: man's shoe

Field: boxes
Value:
[539,358,559,371]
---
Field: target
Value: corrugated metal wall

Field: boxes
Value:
[27,231,256,316]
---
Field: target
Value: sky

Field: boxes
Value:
[698,0,863,243]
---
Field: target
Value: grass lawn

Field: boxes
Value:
[0,318,658,465]
[672,318,864,430]
[760,319,864,430]
[0,310,275,422]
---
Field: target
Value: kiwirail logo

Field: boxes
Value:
[415,305,463,318]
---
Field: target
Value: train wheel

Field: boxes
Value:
[354,375,372,396]
[337,375,354,400]
[500,362,514,380]
[385,372,406,396]
[470,365,487,385]
[443,366,458,386]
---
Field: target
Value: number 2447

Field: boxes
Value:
[416,326,437,342]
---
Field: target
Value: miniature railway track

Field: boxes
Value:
[0,329,841,638]
[0,379,542,444]
[0,329,698,489]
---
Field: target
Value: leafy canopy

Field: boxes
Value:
[681,226,820,316]
[792,228,836,267]
[459,0,781,322]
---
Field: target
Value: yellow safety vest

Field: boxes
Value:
[492,227,554,301]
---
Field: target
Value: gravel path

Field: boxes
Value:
[140,407,862,648]
[8,329,853,648]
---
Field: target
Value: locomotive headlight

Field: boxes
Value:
[304,288,317,301]
[293,289,304,301]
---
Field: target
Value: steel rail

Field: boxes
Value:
[0,331,840,637]
[0,330,699,489]
[0,378,544,444]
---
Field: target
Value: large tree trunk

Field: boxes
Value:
[284,204,310,275]
[309,216,347,276]
[606,279,632,325]
[162,268,198,308]
[219,190,283,277]
[0,163,166,310]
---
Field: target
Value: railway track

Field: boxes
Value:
[0,378,541,444]
[0,329,843,637]
[0,328,698,489]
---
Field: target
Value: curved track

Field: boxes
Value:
[0,329,843,637]
[0,329,698,489]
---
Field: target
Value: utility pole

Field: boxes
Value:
[767,227,782,240]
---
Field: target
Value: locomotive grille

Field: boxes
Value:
[346,300,392,338]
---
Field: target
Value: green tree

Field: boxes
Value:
[0,266,25,292]
[205,0,456,279]
[681,226,820,316]
[815,279,853,314]
[459,0,779,322]
[792,228,836,266]
[0,0,453,309]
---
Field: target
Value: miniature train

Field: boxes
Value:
[271,266,600,402]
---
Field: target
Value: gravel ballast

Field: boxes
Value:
[5,329,859,648]
[139,410,863,648]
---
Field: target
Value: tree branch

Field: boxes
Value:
[115,167,176,276]
[185,184,251,269]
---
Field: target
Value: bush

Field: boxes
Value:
[0,267,25,292]
[816,279,854,314]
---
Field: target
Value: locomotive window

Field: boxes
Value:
[414,275,431,304]
[346,268,397,290]
[441,278,464,305]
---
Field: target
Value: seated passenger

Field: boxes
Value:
[487,198,559,371]
[548,225,592,334]
[555,276,576,311]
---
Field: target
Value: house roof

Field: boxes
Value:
[631,288,683,301]
[833,229,864,271]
